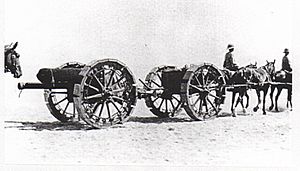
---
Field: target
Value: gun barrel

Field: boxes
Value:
[18,82,69,90]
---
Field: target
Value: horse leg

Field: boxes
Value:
[245,91,249,108]
[275,87,282,112]
[287,87,292,111]
[231,91,237,117]
[239,93,247,114]
[262,87,269,115]
[253,89,261,112]
[269,85,275,110]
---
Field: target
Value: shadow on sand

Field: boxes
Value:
[127,116,193,124]
[5,111,256,131]
[4,121,90,131]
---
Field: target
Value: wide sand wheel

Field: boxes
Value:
[181,63,226,120]
[144,66,182,118]
[73,59,137,128]
[44,62,85,122]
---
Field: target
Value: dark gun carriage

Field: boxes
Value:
[18,59,226,128]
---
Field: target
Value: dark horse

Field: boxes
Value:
[4,42,22,78]
[269,70,292,111]
[243,60,275,114]
[226,62,257,116]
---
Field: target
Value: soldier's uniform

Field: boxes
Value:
[223,45,238,71]
[219,44,239,106]
[282,48,292,72]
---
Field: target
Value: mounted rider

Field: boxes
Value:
[282,48,292,74]
[218,44,240,106]
[223,44,239,72]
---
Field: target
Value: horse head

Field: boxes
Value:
[235,62,257,83]
[264,60,276,77]
[4,42,22,78]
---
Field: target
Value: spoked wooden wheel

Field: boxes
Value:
[144,66,182,118]
[74,59,137,128]
[44,62,85,122]
[44,89,78,122]
[181,63,226,120]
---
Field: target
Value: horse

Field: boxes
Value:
[4,42,22,78]
[243,60,275,115]
[269,70,292,111]
[227,62,257,117]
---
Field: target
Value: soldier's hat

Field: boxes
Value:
[283,48,289,53]
[227,44,234,50]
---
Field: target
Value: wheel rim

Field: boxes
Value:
[45,89,77,122]
[182,64,225,120]
[74,59,136,128]
[144,66,182,118]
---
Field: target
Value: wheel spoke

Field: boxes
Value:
[84,93,104,100]
[111,75,125,87]
[190,84,205,91]
[92,102,102,113]
[111,88,125,93]
[111,100,122,121]
[107,70,116,87]
[111,96,125,103]
[165,99,168,113]
[84,83,99,92]
[152,96,159,103]
[198,99,203,113]
[106,102,112,125]
[192,94,201,106]
[98,102,105,118]
[205,74,210,86]
[54,97,68,106]
[207,97,217,113]
[92,73,104,90]
[170,99,176,110]
[63,101,70,115]
[204,99,208,112]
[172,95,181,103]
[151,80,162,87]
[207,79,217,88]
[194,74,202,86]
[158,99,164,110]
[156,72,162,81]
[208,92,220,99]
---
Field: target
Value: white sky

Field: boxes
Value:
[4,0,293,79]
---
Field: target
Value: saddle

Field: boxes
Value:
[221,69,236,81]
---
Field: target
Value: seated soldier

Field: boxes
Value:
[218,44,239,106]
[281,48,292,84]
[223,44,239,72]
[282,48,292,74]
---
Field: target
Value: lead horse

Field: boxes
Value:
[269,70,292,111]
[244,60,275,114]
[4,42,22,78]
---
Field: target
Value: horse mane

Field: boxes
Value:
[244,62,274,84]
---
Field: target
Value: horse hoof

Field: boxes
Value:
[269,106,273,111]
[263,112,266,115]
[275,108,279,112]
[242,108,247,114]
[253,107,258,112]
